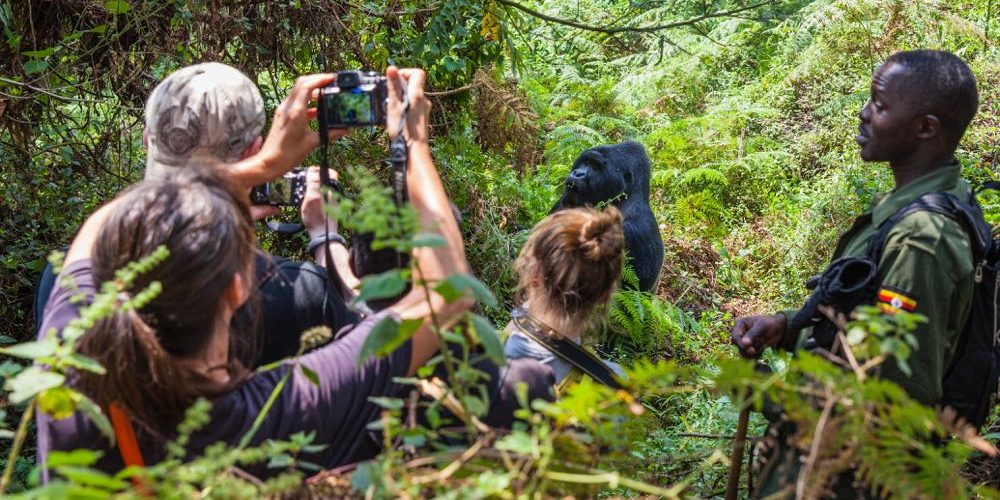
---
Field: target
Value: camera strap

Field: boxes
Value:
[387,86,410,270]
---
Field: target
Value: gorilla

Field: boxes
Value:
[551,141,663,292]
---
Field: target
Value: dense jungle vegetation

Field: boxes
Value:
[1,0,999,497]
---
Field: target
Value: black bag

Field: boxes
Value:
[793,183,1000,429]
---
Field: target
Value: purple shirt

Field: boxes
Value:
[37,259,412,479]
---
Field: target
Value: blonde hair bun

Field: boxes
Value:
[578,207,624,261]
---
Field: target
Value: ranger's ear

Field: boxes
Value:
[917,114,941,140]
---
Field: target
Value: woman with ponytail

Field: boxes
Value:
[36,67,545,479]
[504,206,627,389]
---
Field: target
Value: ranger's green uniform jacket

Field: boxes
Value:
[782,164,975,405]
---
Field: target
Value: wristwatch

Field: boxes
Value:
[307,232,348,254]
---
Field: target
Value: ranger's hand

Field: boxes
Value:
[731,313,786,358]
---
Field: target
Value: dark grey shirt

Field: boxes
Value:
[36,259,411,479]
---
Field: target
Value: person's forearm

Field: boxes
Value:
[407,143,468,283]
[229,150,276,189]
[313,243,360,295]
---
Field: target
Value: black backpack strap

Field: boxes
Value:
[867,191,991,265]
[512,313,623,390]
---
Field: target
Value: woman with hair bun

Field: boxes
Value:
[504,206,627,389]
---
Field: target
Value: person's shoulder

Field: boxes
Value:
[887,210,973,276]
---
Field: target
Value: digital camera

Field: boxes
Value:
[250,167,308,207]
[319,70,388,128]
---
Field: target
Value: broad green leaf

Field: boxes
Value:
[411,232,446,248]
[357,316,411,366]
[90,24,108,34]
[72,391,114,443]
[471,314,505,366]
[368,396,404,410]
[38,386,76,420]
[6,366,64,404]
[350,461,380,492]
[47,449,103,468]
[443,273,498,308]
[22,47,55,58]
[23,59,48,75]
[0,336,58,360]
[354,270,406,304]
[55,465,128,490]
[299,364,320,388]
[267,453,294,468]
[0,360,23,378]
[461,394,487,416]
[401,428,426,447]
[64,353,106,375]
[104,0,132,14]
[432,279,464,303]
[495,430,536,454]
[0,335,16,345]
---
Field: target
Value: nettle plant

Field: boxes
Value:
[1,176,994,498]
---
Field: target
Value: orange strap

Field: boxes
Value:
[109,403,150,494]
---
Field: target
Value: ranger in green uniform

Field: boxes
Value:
[730,50,980,497]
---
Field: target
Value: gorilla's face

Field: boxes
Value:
[562,149,631,207]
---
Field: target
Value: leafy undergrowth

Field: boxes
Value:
[3,0,1000,497]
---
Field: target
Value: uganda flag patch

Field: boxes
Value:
[877,287,917,314]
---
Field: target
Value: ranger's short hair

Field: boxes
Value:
[886,50,979,147]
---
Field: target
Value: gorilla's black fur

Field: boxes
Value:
[551,141,663,292]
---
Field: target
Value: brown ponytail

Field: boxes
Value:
[75,170,256,432]
[514,207,624,333]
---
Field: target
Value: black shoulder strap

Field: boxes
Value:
[867,190,991,265]
[512,315,623,390]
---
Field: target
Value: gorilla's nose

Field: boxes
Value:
[565,177,582,191]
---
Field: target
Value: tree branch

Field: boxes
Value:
[495,0,776,34]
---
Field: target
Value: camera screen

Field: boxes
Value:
[253,177,293,205]
[330,90,374,125]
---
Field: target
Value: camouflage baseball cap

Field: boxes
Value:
[144,62,265,180]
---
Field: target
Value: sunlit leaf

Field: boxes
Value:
[104,0,132,14]
[72,392,114,443]
[368,396,404,410]
[6,366,64,404]
[64,353,106,375]
[435,273,498,308]
[38,386,76,420]
[47,449,103,468]
[299,364,320,388]
[0,336,58,360]
[56,465,128,490]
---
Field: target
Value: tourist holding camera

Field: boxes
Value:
[34,63,361,367]
[35,67,496,477]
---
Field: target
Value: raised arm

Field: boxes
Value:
[300,166,360,294]
[383,67,473,375]
[229,74,350,188]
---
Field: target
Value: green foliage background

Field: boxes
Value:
[1,0,999,496]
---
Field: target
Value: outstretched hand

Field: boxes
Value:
[731,313,786,358]
[231,74,350,188]
[385,66,431,146]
